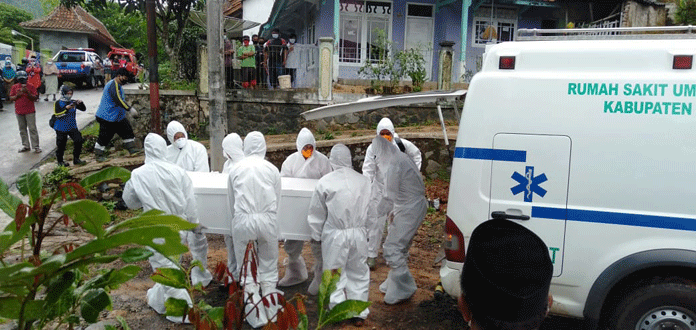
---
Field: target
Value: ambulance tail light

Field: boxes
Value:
[673,55,693,70]
[499,56,515,70]
[444,216,466,262]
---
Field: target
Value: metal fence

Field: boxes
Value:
[225,43,318,90]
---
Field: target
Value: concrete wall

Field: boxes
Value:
[40,31,90,58]
[622,1,667,27]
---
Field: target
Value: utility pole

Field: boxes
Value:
[146,0,161,134]
[207,0,227,171]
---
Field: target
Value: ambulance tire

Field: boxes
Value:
[610,282,696,330]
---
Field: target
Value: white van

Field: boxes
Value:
[440,27,696,329]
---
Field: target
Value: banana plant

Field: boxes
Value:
[0,167,196,330]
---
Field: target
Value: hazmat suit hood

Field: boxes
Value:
[371,135,398,169]
[223,133,245,162]
[244,131,267,157]
[376,118,395,136]
[144,133,168,164]
[166,121,188,143]
[329,144,352,170]
[296,128,316,153]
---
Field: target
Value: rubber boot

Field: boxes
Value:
[307,241,323,295]
[94,148,108,162]
[124,141,141,155]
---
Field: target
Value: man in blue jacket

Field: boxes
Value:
[52,85,87,167]
[94,68,139,162]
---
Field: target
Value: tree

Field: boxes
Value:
[40,0,61,14]
[84,2,149,56]
[61,0,201,78]
[0,3,36,47]
[676,0,696,25]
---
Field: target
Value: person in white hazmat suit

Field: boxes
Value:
[222,133,245,280]
[307,144,371,321]
[362,118,421,269]
[227,131,283,327]
[166,120,210,172]
[122,133,200,323]
[164,120,213,287]
[371,136,427,304]
[278,128,332,295]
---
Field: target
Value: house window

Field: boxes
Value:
[339,0,392,63]
[473,6,517,47]
[306,22,316,44]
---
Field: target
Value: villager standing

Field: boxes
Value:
[237,35,257,89]
[285,33,299,87]
[264,28,287,89]
[1,60,16,110]
[43,61,59,101]
[9,71,41,153]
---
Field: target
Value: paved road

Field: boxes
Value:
[0,87,103,186]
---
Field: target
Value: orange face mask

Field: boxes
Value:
[302,148,313,159]
[381,133,393,142]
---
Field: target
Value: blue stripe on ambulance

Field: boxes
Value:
[533,206,696,232]
[455,146,696,232]
[454,147,526,162]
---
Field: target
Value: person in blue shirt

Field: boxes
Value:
[52,85,87,167]
[93,68,139,162]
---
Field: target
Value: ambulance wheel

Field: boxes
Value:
[610,282,696,330]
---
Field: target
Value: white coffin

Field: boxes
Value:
[187,171,232,235]
[187,172,317,240]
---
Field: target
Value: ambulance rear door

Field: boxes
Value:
[488,134,571,277]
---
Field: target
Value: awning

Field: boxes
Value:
[301,90,466,120]
[301,90,467,145]
[188,11,261,35]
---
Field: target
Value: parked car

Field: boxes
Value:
[53,48,105,88]
[106,46,140,82]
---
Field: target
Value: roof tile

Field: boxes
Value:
[20,5,118,46]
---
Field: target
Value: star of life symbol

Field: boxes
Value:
[511,166,547,202]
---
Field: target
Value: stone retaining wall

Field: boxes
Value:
[125,89,461,142]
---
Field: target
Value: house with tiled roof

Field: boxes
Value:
[260,0,669,83]
[19,5,120,57]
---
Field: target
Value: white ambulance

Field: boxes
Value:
[440,27,696,329]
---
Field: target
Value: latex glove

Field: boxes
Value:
[191,225,203,235]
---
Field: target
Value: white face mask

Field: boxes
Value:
[175,137,188,149]
[289,39,296,43]
[272,34,279,39]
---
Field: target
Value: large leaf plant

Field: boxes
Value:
[0,167,197,330]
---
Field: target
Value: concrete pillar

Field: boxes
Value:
[318,37,334,101]
[438,41,455,90]
[206,0,227,172]
[40,48,53,66]
[12,41,27,65]
[198,43,209,94]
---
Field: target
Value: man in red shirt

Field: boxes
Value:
[9,71,41,153]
